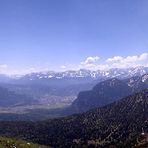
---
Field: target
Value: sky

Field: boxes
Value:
[0,0,148,74]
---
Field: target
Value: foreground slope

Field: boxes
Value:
[0,137,49,148]
[0,89,147,147]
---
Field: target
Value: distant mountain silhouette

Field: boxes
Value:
[0,86,34,107]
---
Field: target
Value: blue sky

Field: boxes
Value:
[0,0,148,74]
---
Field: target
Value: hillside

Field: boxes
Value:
[0,89,147,147]
[71,74,148,113]
[72,78,132,112]
[125,73,148,92]
[0,137,49,148]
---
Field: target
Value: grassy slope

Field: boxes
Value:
[0,137,50,148]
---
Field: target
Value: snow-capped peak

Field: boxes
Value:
[8,66,148,81]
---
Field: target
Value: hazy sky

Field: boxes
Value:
[0,0,148,74]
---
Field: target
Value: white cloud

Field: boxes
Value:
[106,56,123,63]
[107,53,148,63]
[0,65,50,76]
[106,53,148,69]
[79,53,148,70]
[0,64,8,69]
[139,53,148,61]
[80,56,100,70]
[0,64,8,74]
[0,53,148,75]
[60,65,66,69]
[81,56,100,65]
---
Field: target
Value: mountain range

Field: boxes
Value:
[0,89,147,147]
[0,67,147,109]
[12,66,148,82]
[0,66,147,147]
[0,73,147,122]
[71,73,148,113]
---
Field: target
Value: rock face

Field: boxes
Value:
[126,73,148,92]
[71,74,148,112]
[72,78,132,112]
[0,89,147,147]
